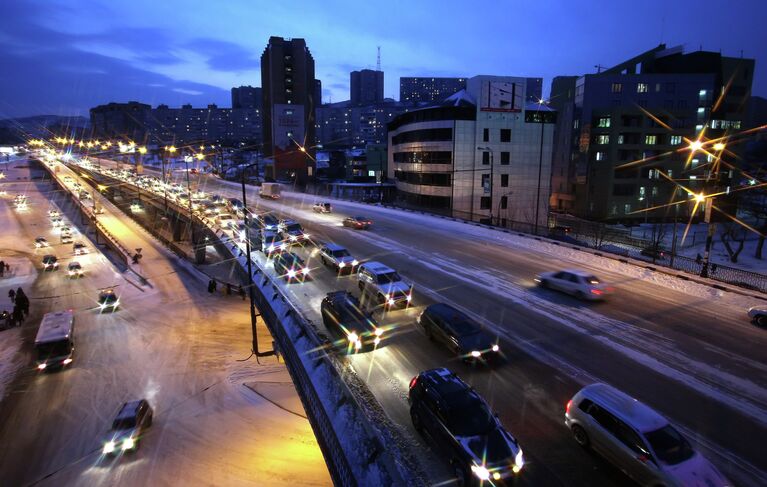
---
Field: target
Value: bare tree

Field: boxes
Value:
[720,222,747,263]
[739,188,767,260]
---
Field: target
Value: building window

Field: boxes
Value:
[573,119,580,129]
[597,117,611,128]
[482,151,490,165]
[284,109,294,115]
[655,83,661,92]
[500,129,511,142]
[501,174,509,187]
[624,204,631,214]
[597,135,610,144]
[670,135,682,145]
[500,152,510,165]
[617,134,625,144]
[652,186,658,197]
[637,83,648,93]
[483,128,489,142]
[595,151,606,161]
[480,197,491,210]
[501,196,508,209]
[645,135,657,145]
[481,174,489,189]
[611,83,622,93]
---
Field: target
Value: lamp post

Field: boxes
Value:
[690,139,725,278]
[477,146,494,225]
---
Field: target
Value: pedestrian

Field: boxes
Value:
[4,262,9,273]
[0,260,5,277]
[225,283,232,296]
[12,305,24,326]
[238,285,246,301]
[212,280,217,293]
[8,289,15,303]
[207,279,215,294]
[16,288,28,317]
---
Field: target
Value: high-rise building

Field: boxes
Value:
[261,36,317,182]
[388,75,555,226]
[553,44,754,221]
[231,86,262,110]
[351,69,384,105]
[548,76,579,212]
[89,102,151,142]
[399,77,466,103]
[314,79,323,106]
[525,77,543,102]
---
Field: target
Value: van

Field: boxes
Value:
[564,383,728,486]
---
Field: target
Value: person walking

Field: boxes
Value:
[16,288,29,317]
[0,260,5,277]
[12,305,24,326]
[225,283,232,296]
[8,289,15,303]
[207,279,215,294]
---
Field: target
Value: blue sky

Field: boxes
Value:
[0,0,764,118]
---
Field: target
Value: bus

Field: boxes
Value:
[35,310,75,371]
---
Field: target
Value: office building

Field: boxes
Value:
[554,44,754,221]
[399,77,466,103]
[231,86,262,110]
[351,69,384,105]
[315,100,410,149]
[388,75,555,226]
[261,36,318,182]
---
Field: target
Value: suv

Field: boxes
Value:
[565,383,728,487]
[357,261,412,309]
[102,399,154,455]
[278,219,310,243]
[418,303,500,363]
[321,291,383,352]
[409,368,525,485]
[257,213,280,231]
[273,252,310,282]
[318,243,358,273]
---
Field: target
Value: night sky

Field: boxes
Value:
[0,0,765,119]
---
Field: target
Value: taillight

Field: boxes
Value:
[566,400,572,414]
[409,376,418,389]
[590,289,603,295]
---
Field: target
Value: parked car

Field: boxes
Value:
[536,269,614,300]
[102,399,153,455]
[418,303,500,363]
[409,368,525,484]
[342,216,373,230]
[565,383,729,487]
[321,291,383,352]
[313,202,332,213]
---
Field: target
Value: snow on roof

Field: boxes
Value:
[441,89,476,107]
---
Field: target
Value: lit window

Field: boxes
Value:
[617,134,624,144]
[597,117,611,128]
[652,187,658,197]
[611,83,622,93]
[645,135,657,145]
[699,89,707,97]
[670,135,682,145]
[595,151,606,161]
[637,83,648,93]
[597,135,610,144]
[624,204,631,214]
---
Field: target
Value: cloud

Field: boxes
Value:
[172,88,204,96]
[185,38,260,72]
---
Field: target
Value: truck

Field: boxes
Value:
[259,182,281,200]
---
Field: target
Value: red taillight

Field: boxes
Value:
[409,376,418,389]
[590,289,603,295]
[566,400,572,414]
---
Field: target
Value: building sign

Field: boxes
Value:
[480,81,522,112]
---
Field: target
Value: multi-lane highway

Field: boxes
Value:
[65,156,767,486]
[0,159,331,486]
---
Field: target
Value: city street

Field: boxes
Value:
[152,166,767,486]
[0,159,331,486]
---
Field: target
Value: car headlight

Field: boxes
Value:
[347,332,359,343]
[290,236,297,241]
[99,302,107,309]
[471,465,490,481]
[287,269,296,278]
[471,350,482,358]
[492,344,500,352]
[122,438,135,450]
[304,233,310,239]
[406,294,412,301]
[267,245,275,252]
[103,441,116,454]
[339,262,346,268]
[387,298,395,306]
[62,358,73,365]
[37,363,47,370]
[280,244,287,250]
[352,260,359,266]
[301,268,310,275]
[373,337,381,346]
[68,271,74,276]
[514,450,525,472]
[374,328,384,337]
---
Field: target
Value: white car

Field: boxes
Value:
[748,307,767,327]
[536,269,614,300]
[34,236,49,248]
[317,243,358,272]
[357,261,413,309]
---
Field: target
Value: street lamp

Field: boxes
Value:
[477,146,494,225]
[688,138,722,278]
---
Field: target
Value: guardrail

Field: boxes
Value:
[62,159,423,486]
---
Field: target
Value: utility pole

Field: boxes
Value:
[534,119,545,235]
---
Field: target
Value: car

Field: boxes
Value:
[357,261,412,309]
[47,209,61,218]
[278,219,310,244]
[409,368,525,484]
[51,217,63,227]
[67,261,83,278]
[256,213,280,231]
[102,399,153,456]
[78,190,91,200]
[418,303,500,363]
[216,213,234,225]
[273,252,310,282]
[317,243,359,272]
[73,242,87,255]
[260,230,288,255]
[61,233,74,244]
[535,269,614,300]
[748,306,767,327]
[313,202,332,213]
[97,289,120,311]
[129,200,143,212]
[565,383,729,487]
[42,254,59,270]
[321,291,383,352]
[342,216,372,229]
[227,197,244,212]
[59,224,72,235]
[34,236,49,248]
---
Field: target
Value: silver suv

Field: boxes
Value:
[565,383,728,487]
[357,261,412,309]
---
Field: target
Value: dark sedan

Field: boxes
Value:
[417,303,500,363]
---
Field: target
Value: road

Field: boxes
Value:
[0,160,331,486]
[80,159,767,486]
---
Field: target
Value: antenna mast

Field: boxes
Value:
[376,46,381,72]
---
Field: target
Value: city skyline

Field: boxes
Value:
[0,0,766,118]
